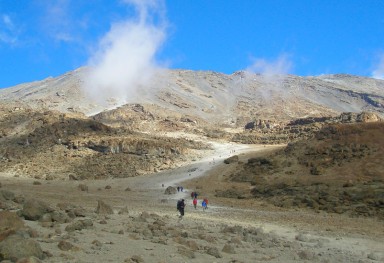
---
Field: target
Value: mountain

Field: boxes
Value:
[1,68,383,127]
[1,69,384,263]
[0,68,383,179]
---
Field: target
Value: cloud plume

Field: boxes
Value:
[372,54,384,80]
[83,0,166,106]
[246,54,293,76]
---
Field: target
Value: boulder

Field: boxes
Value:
[20,199,53,221]
[224,155,239,164]
[57,202,87,218]
[0,211,25,242]
[57,240,78,251]
[0,190,15,201]
[0,235,43,262]
[206,246,222,258]
[222,243,236,254]
[65,219,93,232]
[164,186,176,195]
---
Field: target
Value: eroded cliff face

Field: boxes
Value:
[233,112,383,144]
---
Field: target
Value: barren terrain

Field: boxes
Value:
[1,134,383,262]
[1,69,384,262]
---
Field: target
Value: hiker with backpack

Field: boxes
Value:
[202,199,207,210]
[202,198,208,210]
[177,199,185,218]
[193,198,197,209]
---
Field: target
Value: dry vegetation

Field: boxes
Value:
[191,122,384,219]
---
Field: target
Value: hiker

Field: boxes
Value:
[177,199,185,218]
[177,186,180,192]
[202,200,207,210]
[193,198,197,209]
[194,192,198,199]
[180,186,184,192]
[191,191,195,199]
[203,198,209,210]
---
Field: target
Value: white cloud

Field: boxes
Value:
[0,14,19,45]
[246,54,293,75]
[82,0,167,106]
[243,54,294,99]
[372,54,384,80]
[41,0,76,43]
[2,15,13,28]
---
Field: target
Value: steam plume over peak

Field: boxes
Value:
[372,54,384,80]
[82,0,166,106]
[246,54,293,76]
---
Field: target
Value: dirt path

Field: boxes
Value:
[1,135,383,262]
[119,136,384,262]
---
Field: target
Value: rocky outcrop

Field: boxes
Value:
[235,112,382,144]
[0,108,209,180]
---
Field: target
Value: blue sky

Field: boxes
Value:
[1,0,384,88]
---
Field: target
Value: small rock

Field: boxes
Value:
[295,233,310,242]
[15,256,42,263]
[206,246,222,258]
[65,219,93,232]
[177,246,195,259]
[118,206,129,215]
[368,252,382,261]
[58,240,75,251]
[95,200,114,215]
[297,250,316,260]
[78,184,88,192]
[222,243,236,254]
[129,255,144,263]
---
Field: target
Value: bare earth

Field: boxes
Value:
[1,134,383,263]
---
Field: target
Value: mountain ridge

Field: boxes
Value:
[0,67,383,126]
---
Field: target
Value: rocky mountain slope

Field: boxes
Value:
[0,107,208,179]
[216,122,384,218]
[0,68,383,179]
[1,69,384,262]
[0,68,383,127]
